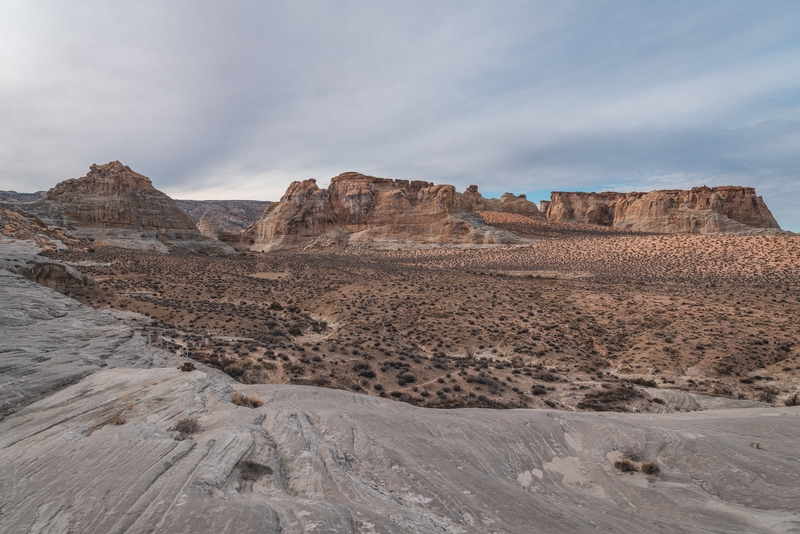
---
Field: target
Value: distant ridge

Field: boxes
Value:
[175,199,271,235]
[0,190,45,203]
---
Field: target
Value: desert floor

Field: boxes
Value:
[45,213,800,412]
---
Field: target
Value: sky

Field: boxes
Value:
[1,1,799,230]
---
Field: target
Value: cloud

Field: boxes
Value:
[1,1,799,229]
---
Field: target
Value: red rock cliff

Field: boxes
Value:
[242,173,541,250]
[33,161,196,230]
[29,161,234,253]
[546,186,780,234]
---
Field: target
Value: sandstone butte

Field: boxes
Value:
[544,186,782,234]
[27,161,236,254]
[241,172,545,251]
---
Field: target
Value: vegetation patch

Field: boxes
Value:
[170,417,201,440]
[239,460,274,481]
[232,392,264,408]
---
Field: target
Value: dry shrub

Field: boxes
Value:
[641,461,661,475]
[757,387,778,403]
[239,460,274,481]
[630,377,657,388]
[170,417,201,436]
[232,392,264,408]
[614,459,638,473]
[785,393,800,407]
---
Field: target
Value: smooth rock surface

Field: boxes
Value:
[1,367,798,534]
[0,270,176,419]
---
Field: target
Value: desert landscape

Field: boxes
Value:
[11,165,793,414]
[4,5,800,531]
[1,160,799,532]
[42,224,800,413]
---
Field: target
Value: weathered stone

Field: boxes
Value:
[242,173,543,250]
[175,199,271,235]
[27,161,236,253]
[546,187,782,234]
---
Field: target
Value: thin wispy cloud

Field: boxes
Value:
[1,1,798,229]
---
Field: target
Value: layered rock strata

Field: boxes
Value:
[0,190,45,203]
[546,186,781,234]
[242,172,543,251]
[28,161,235,253]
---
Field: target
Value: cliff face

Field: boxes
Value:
[33,161,196,230]
[242,173,542,250]
[546,186,781,234]
[28,162,235,253]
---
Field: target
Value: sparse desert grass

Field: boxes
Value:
[48,229,800,412]
[232,392,264,408]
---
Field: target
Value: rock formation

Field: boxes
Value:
[27,162,235,254]
[196,213,220,237]
[175,199,271,235]
[242,172,543,251]
[546,186,782,234]
[539,199,550,214]
[462,185,546,219]
[0,190,45,203]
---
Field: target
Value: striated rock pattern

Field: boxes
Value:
[196,212,221,237]
[0,238,90,293]
[242,173,542,250]
[175,199,271,235]
[33,161,196,230]
[539,199,550,214]
[0,241,178,419]
[546,186,782,234]
[27,162,235,253]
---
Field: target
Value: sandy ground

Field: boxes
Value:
[43,215,800,413]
